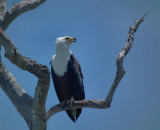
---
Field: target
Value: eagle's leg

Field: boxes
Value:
[61,100,67,107]
[68,96,74,109]
[61,97,74,109]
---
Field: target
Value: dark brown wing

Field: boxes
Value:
[51,54,85,122]
[68,54,85,100]
[66,54,85,121]
[51,66,64,102]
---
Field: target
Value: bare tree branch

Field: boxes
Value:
[0,62,33,128]
[0,0,6,60]
[105,11,148,104]
[0,0,46,30]
[46,13,148,121]
[0,0,49,129]
[0,27,50,129]
[0,28,49,79]
[33,79,49,130]
[0,0,6,21]
[0,44,2,60]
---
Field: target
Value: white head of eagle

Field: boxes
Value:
[50,36,85,122]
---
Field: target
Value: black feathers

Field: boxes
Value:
[51,54,85,122]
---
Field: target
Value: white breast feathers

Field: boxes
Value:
[51,50,72,76]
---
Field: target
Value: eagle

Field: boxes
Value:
[50,36,85,122]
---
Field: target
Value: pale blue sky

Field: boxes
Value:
[0,0,160,130]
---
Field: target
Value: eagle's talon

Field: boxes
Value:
[61,100,67,107]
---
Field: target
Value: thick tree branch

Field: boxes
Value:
[0,44,2,60]
[0,62,33,128]
[0,28,49,79]
[33,79,49,130]
[0,0,46,30]
[0,0,6,21]
[0,0,49,129]
[0,27,50,129]
[0,0,6,61]
[46,13,148,121]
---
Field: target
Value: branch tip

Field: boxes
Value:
[142,11,149,19]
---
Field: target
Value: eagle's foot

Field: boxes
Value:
[61,100,67,108]
[61,97,75,109]
[68,97,74,109]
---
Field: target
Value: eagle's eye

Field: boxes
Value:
[65,37,70,40]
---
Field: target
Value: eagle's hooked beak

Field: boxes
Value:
[72,37,77,42]
[67,37,77,43]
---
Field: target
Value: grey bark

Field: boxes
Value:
[0,0,147,130]
[0,0,6,21]
[0,62,33,128]
[0,0,49,130]
[0,0,46,30]
[0,0,6,60]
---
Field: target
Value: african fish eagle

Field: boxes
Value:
[50,36,85,122]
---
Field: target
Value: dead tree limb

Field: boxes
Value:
[0,0,6,21]
[0,0,6,60]
[0,0,46,30]
[0,27,50,129]
[46,12,148,121]
[0,62,33,128]
[0,0,49,130]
